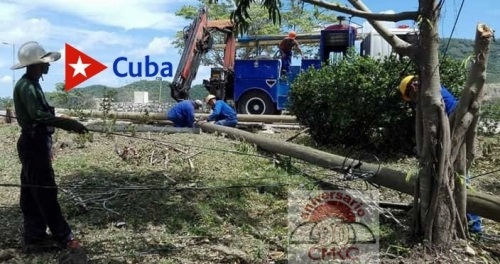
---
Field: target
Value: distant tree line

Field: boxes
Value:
[0,38,498,109]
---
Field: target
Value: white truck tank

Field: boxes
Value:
[360,13,418,58]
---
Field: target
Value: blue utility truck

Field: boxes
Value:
[170,7,415,115]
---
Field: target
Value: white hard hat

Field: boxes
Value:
[194,99,203,106]
[205,94,216,103]
[11,41,61,70]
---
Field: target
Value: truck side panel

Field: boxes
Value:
[233,59,281,102]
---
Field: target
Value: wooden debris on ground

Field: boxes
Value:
[211,245,250,264]
[115,146,140,161]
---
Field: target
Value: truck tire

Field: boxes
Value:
[237,90,276,115]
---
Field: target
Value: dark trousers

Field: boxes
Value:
[280,51,292,75]
[170,117,191,128]
[215,119,237,128]
[17,132,72,244]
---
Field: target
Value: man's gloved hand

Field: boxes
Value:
[71,121,89,134]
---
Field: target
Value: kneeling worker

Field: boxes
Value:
[167,99,203,128]
[204,95,238,127]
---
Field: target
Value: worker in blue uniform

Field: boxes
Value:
[203,94,238,127]
[399,75,483,234]
[167,99,203,128]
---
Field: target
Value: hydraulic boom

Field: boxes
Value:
[169,7,235,102]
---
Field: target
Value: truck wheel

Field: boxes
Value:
[238,90,276,115]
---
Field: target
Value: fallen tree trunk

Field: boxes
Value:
[116,120,301,130]
[58,110,297,123]
[197,122,500,222]
[86,123,201,134]
[263,124,303,130]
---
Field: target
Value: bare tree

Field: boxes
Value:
[213,0,494,246]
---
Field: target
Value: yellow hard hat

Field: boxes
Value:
[399,75,415,101]
[205,94,216,103]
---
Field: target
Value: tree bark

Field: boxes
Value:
[453,144,468,238]
[303,0,418,22]
[414,0,456,245]
[5,108,12,124]
[346,0,417,57]
[449,23,494,237]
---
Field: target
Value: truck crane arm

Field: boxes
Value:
[169,6,235,102]
[170,7,211,102]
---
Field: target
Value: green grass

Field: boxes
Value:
[0,123,499,263]
[0,125,315,263]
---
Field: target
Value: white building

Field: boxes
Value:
[133,91,149,104]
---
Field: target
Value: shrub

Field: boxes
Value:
[288,52,467,155]
[439,56,467,96]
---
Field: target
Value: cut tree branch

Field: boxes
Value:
[346,0,417,58]
[450,23,494,164]
[450,112,474,162]
[449,24,493,238]
[302,0,418,21]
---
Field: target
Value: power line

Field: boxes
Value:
[0,182,291,191]
[427,0,466,80]
[442,0,465,58]
[0,114,385,190]
[0,169,377,192]
[469,168,500,180]
[95,129,273,160]
[0,114,274,160]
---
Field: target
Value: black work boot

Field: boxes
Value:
[22,234,60,253]
[57,237,88,264]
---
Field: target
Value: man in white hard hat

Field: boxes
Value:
[11,41,88,253]
[167,99,203,127]
[202,94,238,127]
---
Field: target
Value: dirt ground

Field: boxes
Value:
[0,121,499,263]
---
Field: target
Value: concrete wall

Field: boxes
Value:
[485,83,500,100]
[96,102,174,113]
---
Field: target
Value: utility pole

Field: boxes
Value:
[156,77,162,104]
[2,41,15,89]
[2,41,15,123]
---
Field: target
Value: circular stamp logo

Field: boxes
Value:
[288,190,379,263]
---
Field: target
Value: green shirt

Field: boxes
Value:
[13,74,78,132]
